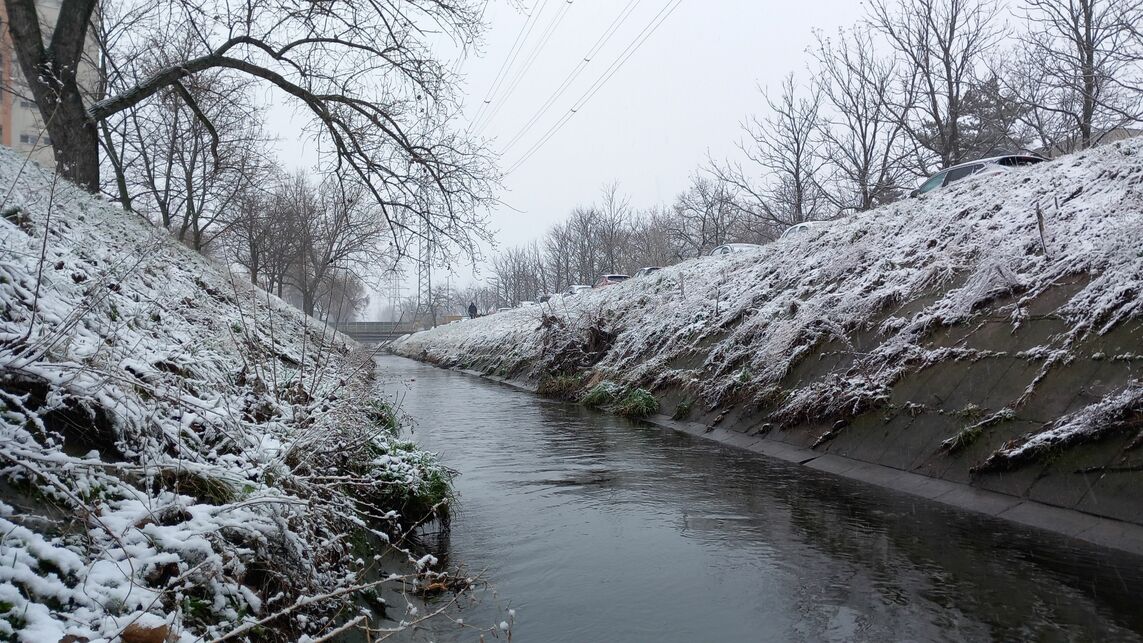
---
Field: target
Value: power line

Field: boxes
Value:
[504,0,685,175]
[500,0,643,153]
[469,0,552,133]
[466,0,550,133]
[474,0,576,137]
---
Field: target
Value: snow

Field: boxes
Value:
[0,149,449,640]
[395,139,1143,468]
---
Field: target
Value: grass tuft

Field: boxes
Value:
[581,381,621,408]
[616,388,658,419]
[537,373,583,400]
[672,400,692,420]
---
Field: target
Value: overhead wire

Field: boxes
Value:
[499,0,643,153]
[473,0,577,137]
[504,0,685,175]
[467,0,550,133]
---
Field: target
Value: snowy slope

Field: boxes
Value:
[395,139,1143,472]
[0,152,448,641]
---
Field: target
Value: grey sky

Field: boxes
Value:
[273,1,868,304]
[468,1,866,249]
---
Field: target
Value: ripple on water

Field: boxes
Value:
[375,356,1143,642]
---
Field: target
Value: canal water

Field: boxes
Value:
[374,355,1143,642]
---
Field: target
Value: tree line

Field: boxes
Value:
[4,0,495,322]
[475,0,1143,309]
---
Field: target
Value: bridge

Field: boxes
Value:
[334,321,418,344]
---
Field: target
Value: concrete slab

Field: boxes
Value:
[930,484,1024,516]
[1072,471,1143,524]
[710,428,761,450]
[973,467,1040,499]
[752,439,814,464]
[1075,519,1143,557]
[894,472,964,501]
[835,460,920,491]
[803,453,863,476]
[996,500,1104,537]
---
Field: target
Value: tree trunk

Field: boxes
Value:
[45,100,100,191]
[4,0,101,192]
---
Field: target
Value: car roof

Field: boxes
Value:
[940,154,1046,172]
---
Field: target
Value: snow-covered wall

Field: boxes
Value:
[0,152,449,641]
[395,139,1143,524]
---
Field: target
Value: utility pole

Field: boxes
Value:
[413,219,435,329]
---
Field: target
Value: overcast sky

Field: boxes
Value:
[467,0,865,249]
[274,0,868,306]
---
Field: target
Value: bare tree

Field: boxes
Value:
[544,222,576,291]
[625,206,681,269]
[1009,0,1143,152]
[715,74,830,231]
[596,183,632,274]
[111,68,270,251]
[4,0,494,258]
[666,174,747,257]
[813,28,912,211]
[867,0,1006,171]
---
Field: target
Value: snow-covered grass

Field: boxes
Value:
[0,151,455,641]
[396,139,1143,471]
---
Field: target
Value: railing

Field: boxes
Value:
[334,321,417,343]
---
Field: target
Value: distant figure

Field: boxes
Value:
[468,301,478,319]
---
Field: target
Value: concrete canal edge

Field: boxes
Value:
[439,365,1143,557]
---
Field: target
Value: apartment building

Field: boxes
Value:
[0,0,101,166]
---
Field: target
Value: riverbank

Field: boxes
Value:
[0,150,451,641]
[393,139,1143,555]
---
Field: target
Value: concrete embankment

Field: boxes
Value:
[392,140,1143,554]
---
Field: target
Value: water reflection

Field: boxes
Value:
[376,356,1143,642]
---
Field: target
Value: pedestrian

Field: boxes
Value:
[468,301,478,319]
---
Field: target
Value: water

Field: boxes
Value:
[374,355,1143,642]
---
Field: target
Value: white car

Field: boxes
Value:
[911,154,1046,197]
[709,243,764,256]
[780,221,825,239]
[565,284,592,295]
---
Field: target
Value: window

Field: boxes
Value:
[19,133,36,144]
[944,163,983,185]
[19,100,35,109]
[916,171,947,195]
[998,156,1044,168]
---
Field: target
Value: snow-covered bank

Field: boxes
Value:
[395,139,1143,521]
[0,151,452,641]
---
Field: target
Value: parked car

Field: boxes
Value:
[566,284,592,295]
[519,300,536,307]
[632,266,661,278]
[496,307,512,313]
[709,243,764,256]
[911,154,1046,197]
[780,221,825,239]
[594,274,629,288]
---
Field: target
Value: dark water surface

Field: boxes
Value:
[375,355,1143,642]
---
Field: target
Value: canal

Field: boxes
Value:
[375,355,1143,642]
